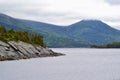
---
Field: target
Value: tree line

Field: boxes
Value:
[0,26,45,47]
[91,42,120,48]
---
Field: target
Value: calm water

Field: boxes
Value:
[0,48,120,80]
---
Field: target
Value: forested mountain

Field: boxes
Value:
[0,13,120,47]
[67,20,120,44]
[0,13,89,47]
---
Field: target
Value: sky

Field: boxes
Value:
[0,0,120,29]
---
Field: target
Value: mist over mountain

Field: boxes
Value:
[0,13,120,47]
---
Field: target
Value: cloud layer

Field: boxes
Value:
[0,0,120,29]
[106,0,120,5]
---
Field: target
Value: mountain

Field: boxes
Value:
[0,13,89,47]
[67,20,120,44]
[0,13,120,47]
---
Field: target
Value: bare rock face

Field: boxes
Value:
[0,41,64,61]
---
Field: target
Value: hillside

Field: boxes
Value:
[67,20,120,44]
[0,13,89,47]
[1,13,120,47]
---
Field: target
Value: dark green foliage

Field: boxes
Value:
[0,26,45,47]
[91,42,120,48]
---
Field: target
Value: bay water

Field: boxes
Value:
[0,48,120,80]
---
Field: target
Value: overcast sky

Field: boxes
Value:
[0,0,120,29]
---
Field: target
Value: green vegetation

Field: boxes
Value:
[0,26,45,47]
[91,42,120,48]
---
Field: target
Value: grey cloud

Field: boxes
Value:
[102,17,120,23]
[105,0,120,5]
[0,1,74,24]
[0,2,50,17]
[0,1,47,13]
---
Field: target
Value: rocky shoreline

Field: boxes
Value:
[0,41,64,61]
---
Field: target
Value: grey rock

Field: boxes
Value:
[8,41,19,51]
[0,41,64,61]
[0,41,9,47]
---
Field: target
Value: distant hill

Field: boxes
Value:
[0,13,120,47]
[67,20,120,44]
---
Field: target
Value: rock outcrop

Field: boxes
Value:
[0,41,64,61]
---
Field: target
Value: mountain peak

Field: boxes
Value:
[69,19,104,26]
[80,19,102,23]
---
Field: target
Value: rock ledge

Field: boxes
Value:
[0,41,64,61]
